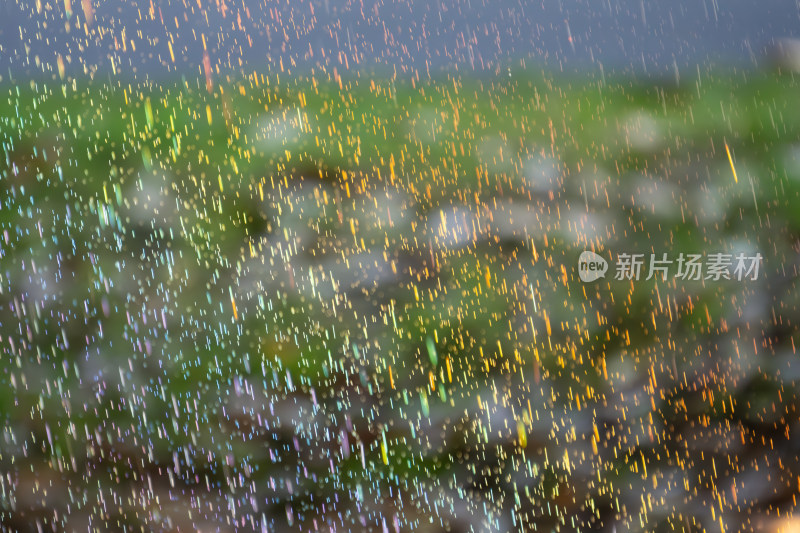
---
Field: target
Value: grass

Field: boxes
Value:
[1,67,800,530]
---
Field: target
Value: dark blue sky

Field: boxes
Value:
[2,0,799,80]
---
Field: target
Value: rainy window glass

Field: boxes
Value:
[2,1,800,531]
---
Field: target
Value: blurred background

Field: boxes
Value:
[2,1,800,532]
[3,0,800,78]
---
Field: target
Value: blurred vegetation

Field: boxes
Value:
[1,67,800,531]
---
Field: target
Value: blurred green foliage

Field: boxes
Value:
[1,68,800,531]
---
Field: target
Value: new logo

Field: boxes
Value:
[578,251,608,282]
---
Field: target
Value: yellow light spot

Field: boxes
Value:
[725,142,738,183]
[380,432,388,465]
[517,421,527,448]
